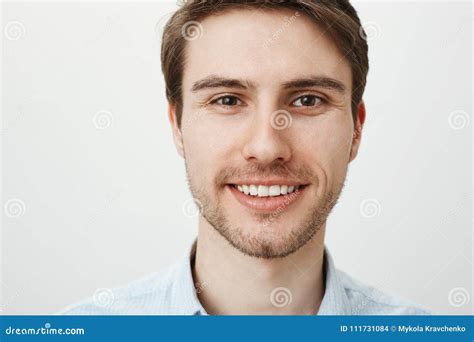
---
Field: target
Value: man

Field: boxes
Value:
[61,0,430,315]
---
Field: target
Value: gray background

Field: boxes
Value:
[1,0,472,314]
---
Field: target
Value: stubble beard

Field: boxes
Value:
[186,168,345,259]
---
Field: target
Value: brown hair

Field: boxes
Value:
[161,0,369,127]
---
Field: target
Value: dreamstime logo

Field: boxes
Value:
[182,197,203,218]
[359,198,381,218]
[181,21,203,41]
[359,21,381,41]
[448,110,470,130]
[4,21,26,41]
[4,198,26,218]
[93,288,115,307]
[352,295,372,315]
[448,287,470,307]
[270,110,292,130]
[270,287,292,308]
[194,281,208,294]
[93,110,114,130]
[262,189,299,227]
[262,10,300,48]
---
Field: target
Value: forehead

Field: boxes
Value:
[182,7,352,91]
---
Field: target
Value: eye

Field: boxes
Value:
[292,95,324,107]
[211,95,242,107]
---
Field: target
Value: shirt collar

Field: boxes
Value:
[317,246,352,315]
[169,240,208,315]
[169,238,350,315]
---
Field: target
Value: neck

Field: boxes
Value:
[193,217,327,315]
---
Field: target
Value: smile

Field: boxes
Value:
[234,184,302,197]
[226,183,309,213]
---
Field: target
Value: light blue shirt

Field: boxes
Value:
[59,239,431,315]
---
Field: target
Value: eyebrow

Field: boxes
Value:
[191,75,256,92]
[282,76,346,94]
[191,75,346,94]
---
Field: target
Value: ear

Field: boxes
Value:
[349,101,366,163]
[167,102,185,158]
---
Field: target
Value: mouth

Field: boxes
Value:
[226,183,309,214]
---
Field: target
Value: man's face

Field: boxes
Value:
[170,8,363,258]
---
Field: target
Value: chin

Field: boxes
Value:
[216,218,317,259]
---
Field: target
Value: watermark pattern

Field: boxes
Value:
[4,21,26,41]
[83,15,113,47]
[262,189,300,227]
[4,198,26,218]
[357,271,399,314]
[84,188,123,227]
[194,280,209,294]
[1,105,23,137]
[350,273,395,314]
[448,110,470,130]
[270,287,293,308]
[93,288,114,308]
[359,21,381,41]
[359,198,381,218]
[182,197,203,218]
[262,11,300,48]
[448,287,470,307]
[180,105,209,132]
[270,109,292,130]
[0,281,27,313]
[181,21,203,41]
[93,110,114,130]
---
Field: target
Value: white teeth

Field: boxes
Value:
[249,185,258,196]
[269,185,280,196]
[234,184,303,197]
[257,185,269,197]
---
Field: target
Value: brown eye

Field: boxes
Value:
[213,96,242,106]
[292,95,323,107]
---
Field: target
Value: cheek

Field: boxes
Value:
[294,117,353,177]
[183,121,236,156]
[181,112,241,183]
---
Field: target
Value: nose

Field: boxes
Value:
[241,108,292,166]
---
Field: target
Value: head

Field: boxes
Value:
[162,0,368,258]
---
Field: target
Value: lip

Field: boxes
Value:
[228,179,305,186]
[226,184,308,214]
